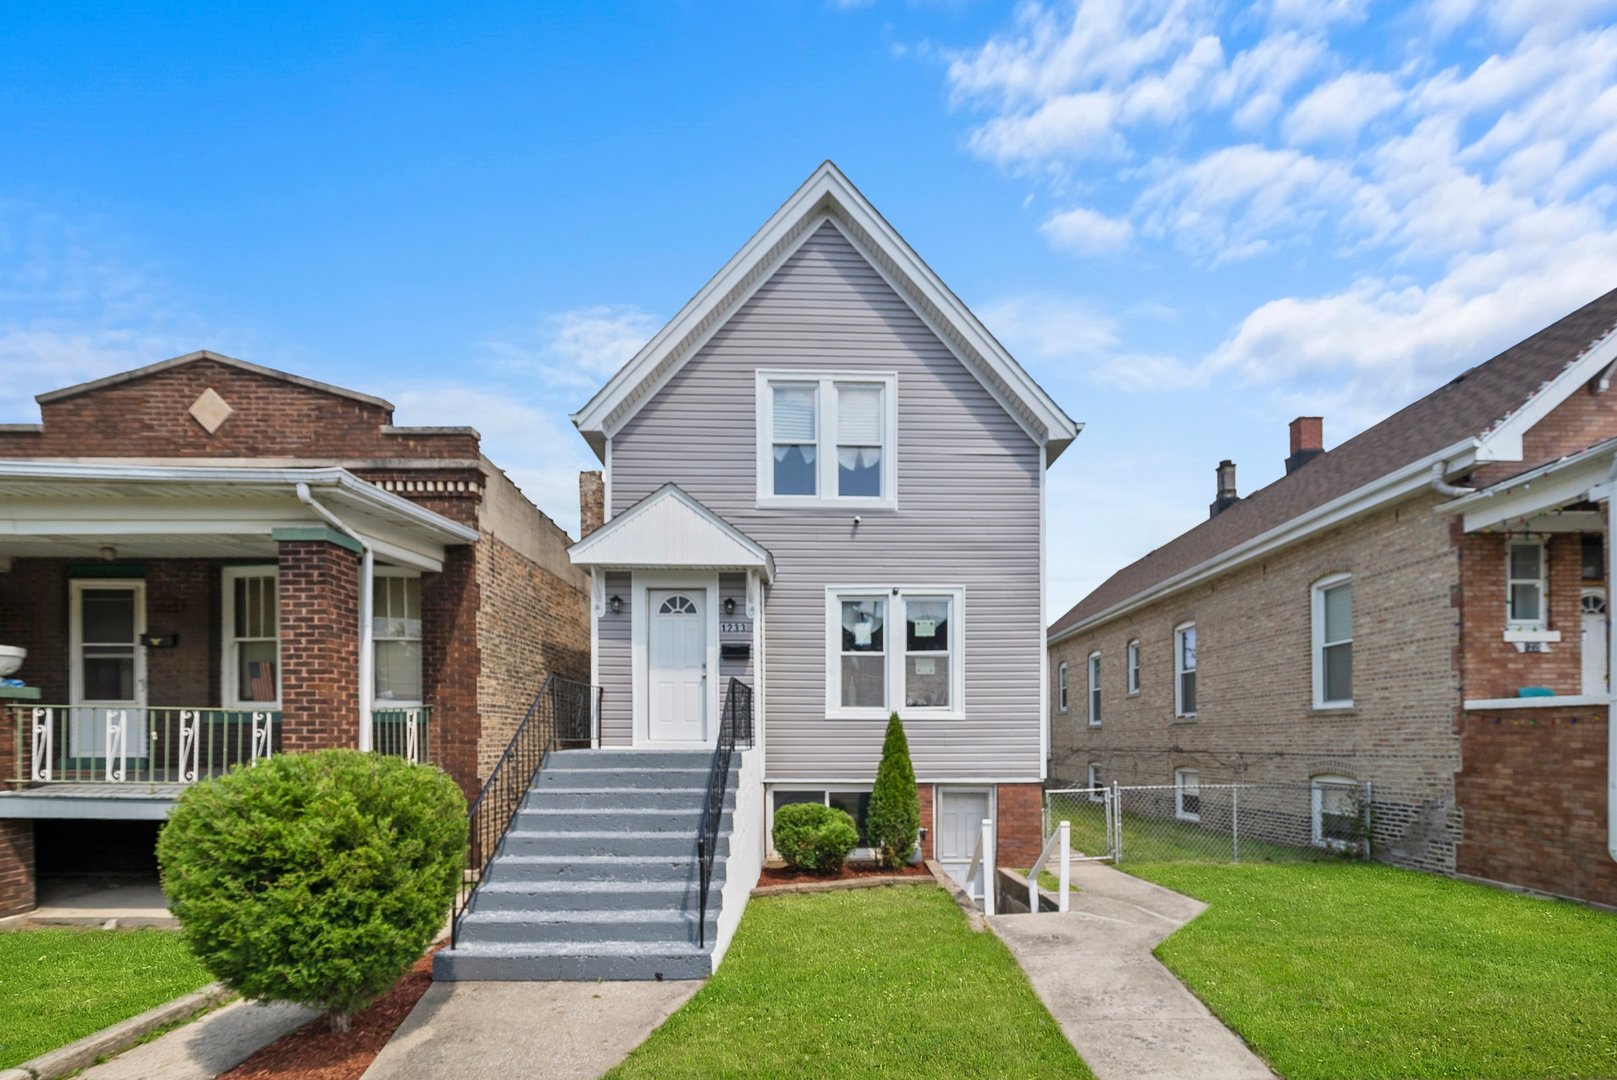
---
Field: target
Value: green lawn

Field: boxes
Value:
[1128,861,1617,1080]
[1052,799,1343,865]
[0,928,211,1069]
[608,885,1091,1079]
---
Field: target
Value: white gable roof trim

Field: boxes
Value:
[568,483,775,581]
[570,162,1080,464]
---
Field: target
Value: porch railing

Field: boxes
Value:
[10,705,280,785]
[696,677,753,948]
[373,706,431,765]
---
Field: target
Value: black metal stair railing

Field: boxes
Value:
[450,674,599,946]
[697,677,753,948]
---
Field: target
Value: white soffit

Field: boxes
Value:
[568,483,774,580]
[569,161,1079,464]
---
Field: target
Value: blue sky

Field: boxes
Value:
[4,1,1616,617]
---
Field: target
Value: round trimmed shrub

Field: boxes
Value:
[866,712,920,869]
[772,802,859,874]
[156,749,467,1029]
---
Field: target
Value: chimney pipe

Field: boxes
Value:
[1210,459,1239,518]
[1286,416,1324,474]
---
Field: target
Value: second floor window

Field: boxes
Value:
[1175,622,1197,717]
[1313,574,1353,708]
[1058,661,1069,713]
[758,372,896,508]
[1087,651,1101,725]
[1127,639,1140,694]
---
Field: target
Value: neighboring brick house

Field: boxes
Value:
[1049,287,1617,906]
[0,351,589,917]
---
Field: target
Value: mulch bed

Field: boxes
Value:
[217,948,439,1080]
[757,861,933,888]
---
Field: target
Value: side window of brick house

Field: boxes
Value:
[1507,538,1547,629]
[374,571,423,705]
[1174,622,1197,717]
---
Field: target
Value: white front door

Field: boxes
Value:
[936,787,991,891]
[1582,589,1608,696]
[69,580,148,767]
[648,590,706,742]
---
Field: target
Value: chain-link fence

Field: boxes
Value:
[1045,780,1372,865]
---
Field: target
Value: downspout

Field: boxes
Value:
[296,483,375,753]
[1428,462,1476,498]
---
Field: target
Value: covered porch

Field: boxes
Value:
[0,460,478,814]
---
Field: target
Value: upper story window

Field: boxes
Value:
[1174,622,1197,718]
[1312,574,1353,709]
[1087,651,1102,726]
[1126,639,1140,695]
[1057,661,1069,713]
[757,372,897,509]
[1507,538,1547,629]
[827,586,963,719]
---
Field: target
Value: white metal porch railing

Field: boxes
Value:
[1027,819,1071,914]
[965,815,996,915]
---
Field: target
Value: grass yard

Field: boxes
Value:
[1053,799,1342,865]
[608,885,1091,1079]
[0,928,211,1069]
[1129,861,1617,1080]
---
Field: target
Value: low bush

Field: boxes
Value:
[866,712,920,869]
[772,802,859,873]
[156,749,467,1030]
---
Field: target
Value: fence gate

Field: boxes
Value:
[1043,787,1119,862]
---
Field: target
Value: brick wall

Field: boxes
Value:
[1459,531,1591,700]
[580,471,605,538]
[996,783,1044,868]
[277,540,361,752]
[423,547,480,800]
[1050,492,1465,873]
[1455,706,1617,905]
[0,560,70,704]
[0,821,35,917]
[474,534,591,789]
[0,359,477,461]
[1474,380,1617,487]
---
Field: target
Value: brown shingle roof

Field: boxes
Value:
[1050,286,1617,639]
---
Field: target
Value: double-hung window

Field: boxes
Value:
[1174,622,1197,717]
[1312,574,1353,708]
[758,372,897,508]
[1175,768,1200,821]
[1087,651,1101,726]
[1126,639,1140,695]
[1507,538,1547,628]
[374,571,423,705]
[222,567,279,708]
[1087,763,1104,802]
[1057,661,1069,713]
[827,587,963,719]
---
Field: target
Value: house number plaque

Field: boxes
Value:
[720,621,752,635]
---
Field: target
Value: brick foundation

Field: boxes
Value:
[0,820,35,917]
[1455,706,1617,906]
[277,540,361,752]
[996,783,1044,868]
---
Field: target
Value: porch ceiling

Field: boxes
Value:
[0,460,479,570]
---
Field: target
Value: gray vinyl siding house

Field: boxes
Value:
[567,162,1079,876]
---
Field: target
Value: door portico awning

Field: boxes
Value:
[1438,438,1617,534]
[0,460,478,571]
[568,483,774,581]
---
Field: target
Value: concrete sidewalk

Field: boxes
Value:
[360,979,700,1080]
[75,1000,316,1080]
[990,860,1274,1080]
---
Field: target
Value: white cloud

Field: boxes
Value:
[1040,204,1135,254]
[482,303,659,391]
[1283,69,1404,144]
[977,292,1120,362]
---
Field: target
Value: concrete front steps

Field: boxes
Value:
[434,749,736,982]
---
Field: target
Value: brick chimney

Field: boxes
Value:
[579,471,604,539]
[1209,459,1239,518]
[1286,417,1324,474]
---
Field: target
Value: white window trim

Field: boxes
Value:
[1126,639,1140,695]
[766,784,878,860]
[1175,767,1200,822]
[1057,661,1068,713]
[756,370,898,510]
[824,585,965,721]
[1311,573,1353,710]
[373,567,424,710]
[1174,621,1197,718]
[1311,774,1360,851]
[221,566,281,710]
[1087,763,1104,802]
[1087,651,1101,726]
[1506,537,1549,630]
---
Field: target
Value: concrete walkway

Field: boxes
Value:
[361,979,700,1080]
[75,1000,317,1080]
[990,860,1274,1080]
[1,879,177,928]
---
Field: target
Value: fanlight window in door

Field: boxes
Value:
[659,595,699,615]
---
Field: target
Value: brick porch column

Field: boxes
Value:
[422,545,480,801]
[0,821,35,917]
[996,783,1045,869]
[277,536,362,753]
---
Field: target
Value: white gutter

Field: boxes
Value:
[1428,463,1476,498]
[297,483,375,753]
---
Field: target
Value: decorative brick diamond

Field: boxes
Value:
[188,388,234,434]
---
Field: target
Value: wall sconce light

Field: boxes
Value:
[723,597,736,616]
[99,544,118,562]
[609,595,622,615]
